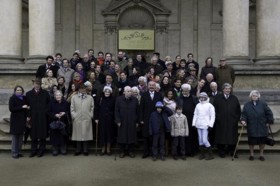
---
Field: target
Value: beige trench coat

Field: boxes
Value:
[71,94,94,141]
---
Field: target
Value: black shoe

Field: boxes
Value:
[18,154,24,158]
[52,151,58,156]
[12,155,19,159]
[100,152,106,156]
[107,152,112,156]
[219,153,226,158]
[83,152,89,156]
[173,155,178,160]
[181,156,186,160]
[249,156,254,161]
[160,156,165,161]
[38,152,44,157]
[129,152,135,158]
[152,156,157,161]
[74,152,81,156]
[259,156,265,161]
[29,152,37,158]
[142,154,149,159]
[119,153,125,158]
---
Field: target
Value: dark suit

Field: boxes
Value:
[36,64,59,79]
[140,91,163,156]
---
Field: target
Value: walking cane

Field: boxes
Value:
[232,124,244,161]
[95,122,98,156]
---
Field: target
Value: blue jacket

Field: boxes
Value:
[149,106,173,135]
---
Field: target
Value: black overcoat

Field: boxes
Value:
[115,95,139,144]
[139,91,163,137]
[96,95,115,145]
[9,95,28,134]
[213,94,241,144]
[26,88,50,139]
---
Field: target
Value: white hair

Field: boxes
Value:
[54,90,63,97]
[181,83,191,91]
[210,82,217,87]
[124,86,132,92]
[249,90,261,98]
[103,86,112,93]
[131,86,140,94]
[138,76,147,83]
[156,83,161,90]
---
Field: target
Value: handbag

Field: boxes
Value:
[49,120,66,130]
[265,125,275,146]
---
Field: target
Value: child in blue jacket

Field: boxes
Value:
[149,101,173,161]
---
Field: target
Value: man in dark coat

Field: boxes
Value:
[140,81,163,158]
[36,55,59,79]
[26,79,50,157]
[213,83,241,158]
[176,83,198,156]
[115,86,139,158]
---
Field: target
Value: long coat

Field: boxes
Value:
[213,94,241,144]
[48,99,70,145]
[9,95,28,134]
[96,95,115,145]
[241,100,274,137]
[26,88,50,139]
[71,94,94,141]
[115,95,139,144]
[140,91,163,137]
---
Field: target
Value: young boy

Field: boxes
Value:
[170,106,189,160]
[149,101,172,161]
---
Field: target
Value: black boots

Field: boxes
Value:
[198,146,205,160]
[205,147,214,160]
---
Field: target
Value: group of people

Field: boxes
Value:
[8,49,274,161]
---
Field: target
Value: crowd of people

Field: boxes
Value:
[8,49,274,161]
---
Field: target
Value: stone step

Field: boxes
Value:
[237,124,280,135]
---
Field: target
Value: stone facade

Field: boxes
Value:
[0,0,280,90]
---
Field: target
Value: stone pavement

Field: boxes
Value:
[0,152,279,186]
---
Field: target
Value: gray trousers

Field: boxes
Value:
[152,131,165,157]
[11,134,23,156]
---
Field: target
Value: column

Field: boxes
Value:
[223,0,249,64]
[0,0,23,63]
[28,0,55,63]
[255,0,280,64]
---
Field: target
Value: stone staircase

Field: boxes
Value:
[1,89,280,152]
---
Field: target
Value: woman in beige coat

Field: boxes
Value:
[41,70,58,92]
[71,84,94,156]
